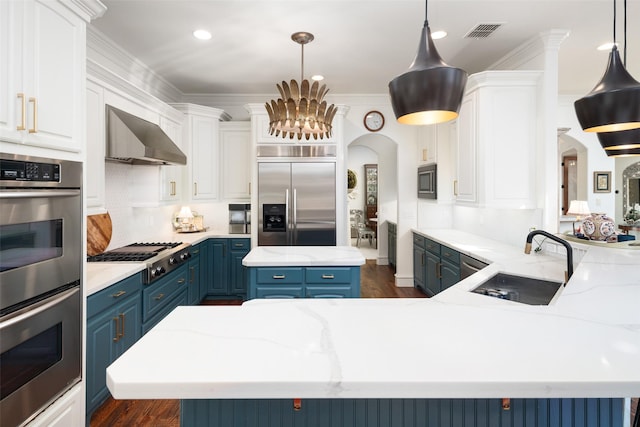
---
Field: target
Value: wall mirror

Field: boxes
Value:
[622,162,640,217]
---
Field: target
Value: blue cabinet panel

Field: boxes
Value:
[142,265,188,322]
[181,398,624,427]
[248,266,360,299]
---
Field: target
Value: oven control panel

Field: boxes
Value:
[1,159,60,182]
[147,246,191,284]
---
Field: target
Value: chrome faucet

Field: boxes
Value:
[524,230,574,284]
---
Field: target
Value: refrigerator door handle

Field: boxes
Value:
[285,188,291,245]
[293,188,298,245]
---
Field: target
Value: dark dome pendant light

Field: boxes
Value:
[574,0,640,134]
[595,0,640,157]
[388,0,467,125]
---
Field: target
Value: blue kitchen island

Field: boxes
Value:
[106,235,640,426]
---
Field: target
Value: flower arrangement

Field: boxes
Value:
[624,206,640,224]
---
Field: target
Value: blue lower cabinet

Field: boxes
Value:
[247,266,360,299]
[180,398,624,427]
[142,265,189,333]
[86,273,143,422]
[206,238,250,299]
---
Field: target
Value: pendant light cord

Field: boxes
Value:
[623,0,627,65]
[300,43,305,82]
[424,0,429,27]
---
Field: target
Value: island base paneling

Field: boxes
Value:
[181,398,624,427]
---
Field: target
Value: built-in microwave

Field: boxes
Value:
[418,164,437,199]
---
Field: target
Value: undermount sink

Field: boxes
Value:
[470,273,563,305]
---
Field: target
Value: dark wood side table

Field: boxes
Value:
[618,224,640,234]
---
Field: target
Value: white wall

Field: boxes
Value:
[346,145,377,220]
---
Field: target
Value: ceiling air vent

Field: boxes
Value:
[464,23,503,39]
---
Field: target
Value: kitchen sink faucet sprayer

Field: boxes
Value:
[524,230,574,285]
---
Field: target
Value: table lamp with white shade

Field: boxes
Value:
[567,200,590,235]
[177,206,194,231]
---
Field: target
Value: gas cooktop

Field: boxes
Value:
[87,242,191,284]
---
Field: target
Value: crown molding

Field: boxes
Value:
[87,26,183,103]
[60,0,107,21]
[490,29,570,70]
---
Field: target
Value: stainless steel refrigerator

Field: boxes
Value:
[258,161,336,246]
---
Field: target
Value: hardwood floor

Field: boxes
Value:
[89,262,637,426]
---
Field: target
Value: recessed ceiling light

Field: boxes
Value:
[597,42,617,51]
[193,29,211,40]
[311,75,324,81]
[431,30,447,40]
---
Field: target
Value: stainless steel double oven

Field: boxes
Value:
[0,153,82,427]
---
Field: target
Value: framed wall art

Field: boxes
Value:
[593,171,611,193]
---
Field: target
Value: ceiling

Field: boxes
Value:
[91,0,640,97]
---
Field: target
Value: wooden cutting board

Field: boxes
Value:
[87,212,112,256]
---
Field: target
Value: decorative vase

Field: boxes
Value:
[582,213,616,241]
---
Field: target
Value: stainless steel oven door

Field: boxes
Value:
[0,286,81,427]
[0,188,81,312]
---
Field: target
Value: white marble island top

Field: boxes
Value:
[107,232,640,400]
[242,245,365,267]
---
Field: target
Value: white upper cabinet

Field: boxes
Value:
[0,0,87,154]
[159,116,184,203]
[220,121,251,200]
[85,79,105,212]
[417,125,438,165]
[171,104,225,202]
[455,71,541,209]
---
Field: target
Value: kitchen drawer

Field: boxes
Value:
[255,267,303,284]
[142,267,188,322]
[142,288,188,335]
[306,286,353,298]
[424,237,440,255]
[440,246,460,265]
[88,273,142,318]
[255,286,303,299]
[229,238,250,251]
[305,267,352,284]
[412,233,425,248]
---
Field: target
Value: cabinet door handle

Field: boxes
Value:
[193,182,198,196]
[248,182,251,195]
[421,252,425,266]
[170,181,176,196]
[272,275,286,279]
[154,293,165,300]
[28,97,37,133]
[190,266,195,283]
[111,290,126,298]
[16,93,26,130]
[321,274,335,279]
[113,317,120,342]
[437,262,442,279]
[119,313,125,339]
[454,180,458,196]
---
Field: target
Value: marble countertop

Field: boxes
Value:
[106,229,640,400]
[85,230,249,296]
[242,246,365,267]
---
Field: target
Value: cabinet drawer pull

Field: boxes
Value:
[28,97,37,133]
[177,278,186,284]
[154,293,165,300]
[113,317,120,342]
[234,243,244,247]
[111,290,126,298]
[321,274,335,279]
[192,249,200,255]
[118,313,125,339]
[272,275,286,279]
[16,93,26,130]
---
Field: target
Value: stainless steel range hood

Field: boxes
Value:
[106,105,186,166]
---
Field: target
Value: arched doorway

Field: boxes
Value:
[347,134,398,263]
